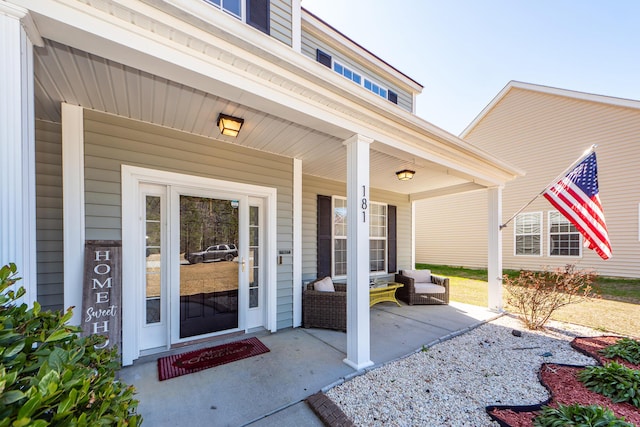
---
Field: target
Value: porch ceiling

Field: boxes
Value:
[34,39,472,196]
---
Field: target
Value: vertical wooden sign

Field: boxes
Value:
[81,240,122,356]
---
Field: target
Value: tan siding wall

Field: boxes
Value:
[35,120,64,311]
[415,190,488,269]
[82,110,295,327]
[302,175,412,281]
[270,0,292,46]
[418,87,640,277]
[300,30,413,112]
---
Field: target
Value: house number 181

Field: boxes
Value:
[361,185,368,223]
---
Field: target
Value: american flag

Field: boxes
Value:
[543,152,612,260]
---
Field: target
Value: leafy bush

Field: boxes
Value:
[600,338,640,365]
[578,362,640,408]
[503,265,597,329]
[533,403,633,427]
[0,263,142,426]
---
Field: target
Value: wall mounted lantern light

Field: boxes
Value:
[217,113,244,137]
[395,169,415,181]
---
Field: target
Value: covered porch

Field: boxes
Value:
[118,301,500,426]
[1,1,521,371]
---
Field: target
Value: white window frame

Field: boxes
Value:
[333,61,362,85]
[548,211,582,257]
[203,0,245,21]
[331,196,387,279]
[363,78,388,99]
[514,212,543,256]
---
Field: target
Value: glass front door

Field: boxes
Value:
[178,195,240,338]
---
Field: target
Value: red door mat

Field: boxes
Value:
[157,337,270,381]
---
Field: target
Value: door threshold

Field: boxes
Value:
[171,330,245,349]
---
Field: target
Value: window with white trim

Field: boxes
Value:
[204,0,241,18]
[315,49,398,104]
[514,212,542,256]
[333,62,362,85]
[203,0,270,34]
[364,78,387,99]
[332,197,387,277]
[548,211,581,256]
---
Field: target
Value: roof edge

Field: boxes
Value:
[461,80,640,138]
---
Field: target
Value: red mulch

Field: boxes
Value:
[487,336,640,427]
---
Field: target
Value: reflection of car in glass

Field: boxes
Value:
[185,244,238,264]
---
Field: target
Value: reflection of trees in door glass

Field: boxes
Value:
[180,196,239,255]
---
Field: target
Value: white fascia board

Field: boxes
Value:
[301,10,423,95]
[461,80,640,138]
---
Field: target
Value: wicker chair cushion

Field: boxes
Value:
[314,276,335,292]
[414,283,446,294]
[402,269,431,282]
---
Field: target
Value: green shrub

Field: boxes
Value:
[503,265,597,330]
[578,362,640,408]
[533,403,633,427]
[600,338,640,365]
[0,263,142,426]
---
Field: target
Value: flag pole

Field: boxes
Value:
[499,144,598,230]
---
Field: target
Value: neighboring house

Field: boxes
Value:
[0,0,520,368]
[416,81,640,278]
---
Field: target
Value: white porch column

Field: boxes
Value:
[487,186,503,311]
[344,134,374,370]
[292,158,302,327]
[62,103,85,325]
[0,5,42,304]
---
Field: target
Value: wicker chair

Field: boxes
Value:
[394,269,449,305]
[302,278,347,331]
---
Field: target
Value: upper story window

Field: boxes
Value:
[514,212,542,256]
[316,49,398,105]
[334,62,362,85]
[549,211,581,257]
[203,0,270,34]
[364,78,387,99]
[205,0,241,17]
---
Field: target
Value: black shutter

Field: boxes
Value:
[246,0,270,34]
[388,90,398,104]
[316,49,332,68]
[317,195,332,278]
[387,205,397,273]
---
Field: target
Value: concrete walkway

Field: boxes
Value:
[118,302,500,426]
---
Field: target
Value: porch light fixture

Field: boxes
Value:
[395,169,415,181]
[217,113,244,137]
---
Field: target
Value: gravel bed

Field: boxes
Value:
[325,314,603,426]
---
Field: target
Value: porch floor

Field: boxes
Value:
[118,301,500,426]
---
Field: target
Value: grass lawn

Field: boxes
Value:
[416,263,640,337]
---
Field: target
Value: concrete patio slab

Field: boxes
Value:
[118,301,500,426]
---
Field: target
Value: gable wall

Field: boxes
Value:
[417,88,640,277]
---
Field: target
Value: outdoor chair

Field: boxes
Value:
[394,269,449,305]
[302,277,346,331]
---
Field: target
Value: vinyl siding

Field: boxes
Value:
[301,30,413,113]
[302,175,412,282]
[35,120,64,311]
[417,87,640,277]
[415,190,488,269]
[270,0,292,46]
[82,110,295,327]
